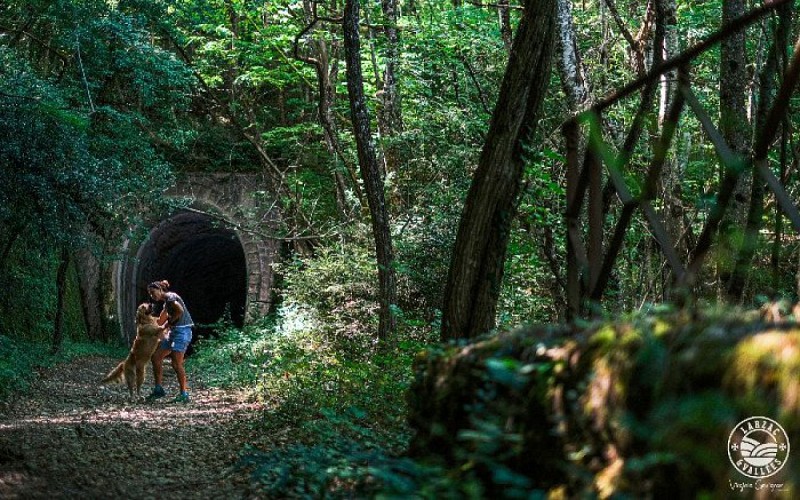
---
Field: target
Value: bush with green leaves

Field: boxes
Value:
[0,335,126,402]
[0,245,86,343]
[0,335,40,400]
[188,280,439,497]
[273,231,384,357]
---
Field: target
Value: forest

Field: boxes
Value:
[2,0,800,497]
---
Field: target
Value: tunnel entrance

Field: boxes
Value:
[133,211,247,348]
[109,174,278,347]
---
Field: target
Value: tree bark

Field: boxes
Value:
[727,4,793,299]
[0,225,21,271]
[441,0,556,340]
[654,0,688,272]
[294,0,365,218]
[51,247,70,355]
[498,0,512,52]
[771,120,789,290]
[379,0,402,135]
[655,0,676,126]
[74,247,107,341]
[555,0,589,110]
[719,0,750,264]
[376,0,403,192]
[343,0,397,340]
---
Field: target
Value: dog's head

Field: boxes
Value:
[136,302,153,323]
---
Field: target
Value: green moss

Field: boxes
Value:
[408,306,800,497]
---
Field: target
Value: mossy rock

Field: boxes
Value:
[407,307,800,497]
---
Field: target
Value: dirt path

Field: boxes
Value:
[0,356,267,499]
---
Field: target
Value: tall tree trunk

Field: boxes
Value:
[379,0,402,135]
[224,0,240,102]
[376,0,403,192]
[655,0,676,126]
[295,0,364,218]
[441,0,556,341]
[727,4,793,299]
[720,0,749,179]
[51,247,70,355]
[322,54,356,219]
[719,0,750,296]
[343,0,397,340]
[771,119,789,290]
[554,0,589,315]
[555,0,589,110]
[363,3,387,181]
[498,0,512,52]
[654,0,688,275]
[74,247,106,341]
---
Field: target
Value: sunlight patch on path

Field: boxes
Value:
[0,355,268,499]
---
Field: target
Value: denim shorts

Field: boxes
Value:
[160,325,193,353]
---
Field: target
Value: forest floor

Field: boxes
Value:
[0,355,268,499]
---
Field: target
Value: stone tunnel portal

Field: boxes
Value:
[112,173,278,346]
[129,210,248,342]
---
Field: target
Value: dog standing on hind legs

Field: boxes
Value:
[102,303,168,399]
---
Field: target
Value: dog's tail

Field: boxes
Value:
[101,362,125,384]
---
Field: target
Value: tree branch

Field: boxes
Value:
[601,0,638,54]
[456,52,492,114]
[0,25,71,66]
[584,0,791,116]
[465,0,524,10]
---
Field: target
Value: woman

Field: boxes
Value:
[146,280,194,403]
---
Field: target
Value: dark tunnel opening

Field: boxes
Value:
[135,211,247,353]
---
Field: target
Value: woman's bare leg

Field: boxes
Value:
[171,351,187,393]
[151,347,171,387]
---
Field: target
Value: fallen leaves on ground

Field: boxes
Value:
[0,355,270,499]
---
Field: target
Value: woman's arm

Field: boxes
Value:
[158,309,169,327]
[165,300,184,326]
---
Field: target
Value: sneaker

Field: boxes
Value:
[172,391,190,403]
[146,385,166,401]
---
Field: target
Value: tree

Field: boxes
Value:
[719,0,751,296]
[51,247,70,354]
[293,0,365,219]
[343,0,398,340]
[498,0,513,52]
[379,0,402,138]
[441,0,556,340]
[556,0,589,110]
[0,0,192,341]
[727,3,794,299]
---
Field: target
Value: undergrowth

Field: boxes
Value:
[186,233,495,497]
[188,308,443,497]
[0,335,127,402]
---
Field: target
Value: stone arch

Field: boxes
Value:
[111,173,279,342]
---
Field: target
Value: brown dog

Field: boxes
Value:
[102,303,167,399]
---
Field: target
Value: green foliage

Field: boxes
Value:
[4,0,800,493]
[0,334,126,402]
[190,303,426,428]
[0,0,198,352]
[0,0,192,255]
[275,232,382,352]
[0,244,85,342]
[0,335,40,400]
[190,314,427,497]
[406,307,800,495]
[189,232,446,497]
[237,435,521,499]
